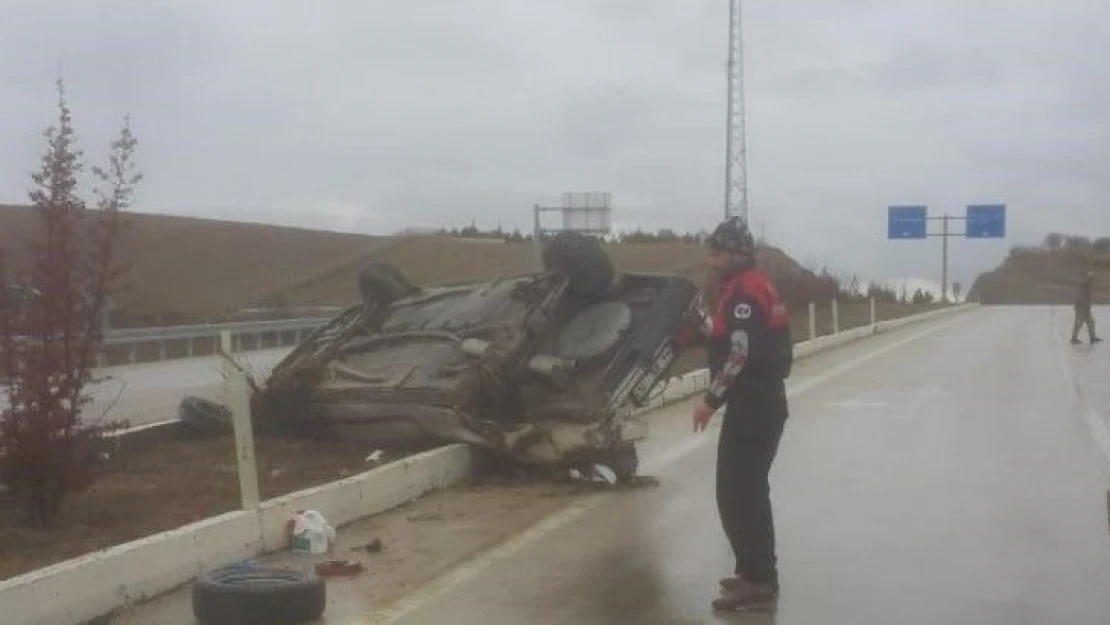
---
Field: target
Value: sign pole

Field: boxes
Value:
[889,204,1005,304]
[942,214,949,303]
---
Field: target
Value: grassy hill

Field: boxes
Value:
[969,235,1110,305]
[0,204,391,326]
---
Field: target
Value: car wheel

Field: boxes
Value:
[541,231,614,297]
[192,565,325,625]
[357,260,417,307]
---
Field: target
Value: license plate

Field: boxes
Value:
[631,342,675,401]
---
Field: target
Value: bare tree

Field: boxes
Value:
[0,79,139,527]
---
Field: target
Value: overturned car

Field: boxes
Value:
[206,233,703,481]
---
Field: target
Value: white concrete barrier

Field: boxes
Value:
[258,444,473,552]
[0,304,975,625]
[5,510,258,625]
[0,444,472,625]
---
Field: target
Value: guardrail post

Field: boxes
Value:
[808,302,816,340]
[158,340,166,361]
[832,299,839,334]
[870,296,877,327]
[128,344,137,364]
[228,365,260,511]
[220,329,260,510]
[186,337,194,358]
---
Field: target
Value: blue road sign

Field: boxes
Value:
[888,205,928,239]
[966,204,1006,238]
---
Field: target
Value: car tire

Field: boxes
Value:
[541,231,614,296]
[605,442,640,484]
[357,260,417,307]
[179,396,231,438]
[192,566,326,625]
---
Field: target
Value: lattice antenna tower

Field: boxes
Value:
[724,0,749,222]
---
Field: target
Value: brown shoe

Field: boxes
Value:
[719,576,742,591]
[720,575,778,592]
[712,580,778,612]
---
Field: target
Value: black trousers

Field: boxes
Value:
[716,378,788,586]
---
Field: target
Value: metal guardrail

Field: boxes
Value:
[100,316,334,364]
[102,317,333,346]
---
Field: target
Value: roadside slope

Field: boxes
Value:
[970,239,1110,305]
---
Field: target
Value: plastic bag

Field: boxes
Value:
[289,510,336,554]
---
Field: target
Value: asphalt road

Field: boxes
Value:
[80,347,294,427]
[358,306,1110,624]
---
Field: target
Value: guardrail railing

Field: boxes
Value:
[99,316,334,366]
[92,297,959,368]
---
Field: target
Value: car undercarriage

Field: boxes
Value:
[190,233,703,482]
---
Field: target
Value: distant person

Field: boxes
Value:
[680,216,793,612]
[1071,271,1101,345]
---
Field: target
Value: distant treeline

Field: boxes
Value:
[433,224,942,305]
[1039,233,1110,252]
[430,224,712,244]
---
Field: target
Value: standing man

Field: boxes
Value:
[685,216,794,611]
[1071,270,1102,345]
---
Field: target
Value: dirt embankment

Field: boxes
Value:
[0,204,391,327]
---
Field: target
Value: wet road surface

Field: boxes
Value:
[359,306,1110,624]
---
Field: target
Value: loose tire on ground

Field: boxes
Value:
[192,566,326,625]
[540,231,614,296]
[179,396,232,438]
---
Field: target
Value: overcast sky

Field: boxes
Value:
[2,1,1108,288]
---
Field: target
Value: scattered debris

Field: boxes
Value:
[354,538,383,554]
[366,449,386,465]
[408,512,445,523]
[621,475,662,489]
[288,510,336,555]
[315,559,366,578]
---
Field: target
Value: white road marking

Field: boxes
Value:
[1051,307,1110,475]
[357,312,974,624]
[1080,404,1110,475]
[825,400,890,410]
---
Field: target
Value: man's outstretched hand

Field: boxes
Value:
[692,399,715,432]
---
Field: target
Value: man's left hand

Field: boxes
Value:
[692,400,715,432]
